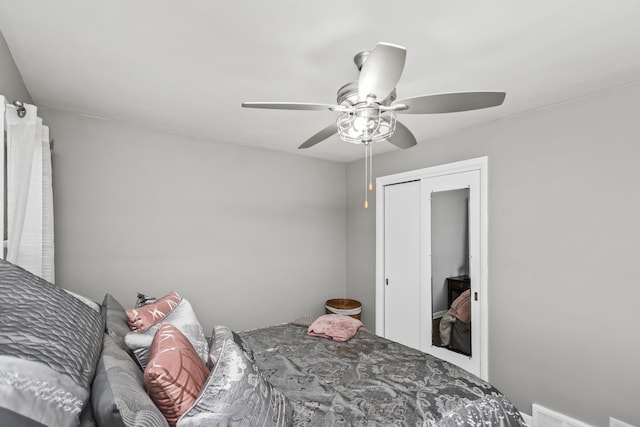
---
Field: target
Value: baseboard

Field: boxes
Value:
[523,405,636,427]
[610,417,637,427]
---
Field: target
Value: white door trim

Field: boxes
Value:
[375,157,489,380]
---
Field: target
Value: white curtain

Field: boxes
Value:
[2,95,55,283]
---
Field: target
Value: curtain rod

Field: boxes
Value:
[4,100,27,118]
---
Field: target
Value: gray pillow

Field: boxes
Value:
[291,315,317,328]
[92,334,169,427]
[100,294,133,355]
[124,298,208,369]
[177,326,292,427]
[0,259,104,426]
[206,324,253,367]
[64,289,101,313]
[0,407,47,427]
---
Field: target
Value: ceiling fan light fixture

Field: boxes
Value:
[337,106,396,144]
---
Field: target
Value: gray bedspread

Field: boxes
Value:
[240,323,524,427]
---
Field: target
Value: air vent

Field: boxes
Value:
[532,404,591,427]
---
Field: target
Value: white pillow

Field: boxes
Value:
[64,289,101,312]
[124,298,208,369]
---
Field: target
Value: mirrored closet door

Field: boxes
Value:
[419,170,480,376]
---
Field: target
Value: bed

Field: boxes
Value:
[240,323,524,426]
[0,258,525,426]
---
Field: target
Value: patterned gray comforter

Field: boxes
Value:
[240,323,524,427]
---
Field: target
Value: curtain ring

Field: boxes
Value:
[13,100,27,118]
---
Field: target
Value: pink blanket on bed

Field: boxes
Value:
[307,314,363,342]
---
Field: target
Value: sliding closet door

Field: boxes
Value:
[383,181,421,350]
[376,158,488,379]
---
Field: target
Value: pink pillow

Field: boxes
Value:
[126,291,181,332]
[144,323,210,427]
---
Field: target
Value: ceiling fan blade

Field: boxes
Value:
[394,91,506,114]
[242,102,339,111]
[298,123,338,149]
[387,121,417,149]
[358,42,406,102]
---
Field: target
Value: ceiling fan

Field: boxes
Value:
[242,42,506,151]
[242,42,506,208]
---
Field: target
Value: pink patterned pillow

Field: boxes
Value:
[126,291,181,332]
[144,323,210,427]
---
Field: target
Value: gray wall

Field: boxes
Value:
[0,29,31,104]
[346,82,640,426]
[39,107,347,332]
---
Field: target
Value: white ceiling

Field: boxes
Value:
[1,1,640,162]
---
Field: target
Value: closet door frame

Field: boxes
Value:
[1,97,5,259]
[375,156,489,380]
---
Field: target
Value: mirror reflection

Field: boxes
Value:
[430,188,471,356]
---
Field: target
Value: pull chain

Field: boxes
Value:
[368,142,373,191]
[363,142,374,209]
[364,142,369,209]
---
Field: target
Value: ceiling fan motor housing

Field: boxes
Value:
[337,82,397,107]
[353,50,370,71]
[336,49,398,108]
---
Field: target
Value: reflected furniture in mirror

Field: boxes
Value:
[434,276,472,357]
[447,275,470,306]
[446,275,471,355]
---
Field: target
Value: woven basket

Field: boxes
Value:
[325,298,362,320]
